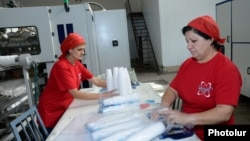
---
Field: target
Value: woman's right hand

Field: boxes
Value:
[151,104,171,121]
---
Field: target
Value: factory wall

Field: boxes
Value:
[141,0,225,72]
[1,0,226,72]
[0,0,128,9]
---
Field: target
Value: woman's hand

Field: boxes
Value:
[158,109,195,126]
[151,105,170,121]
[100,89,118,99]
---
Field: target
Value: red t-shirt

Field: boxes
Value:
[170,52,242,140]
[37,58,93,128]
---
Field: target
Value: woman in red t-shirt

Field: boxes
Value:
[37,33,117,133]
[158,15,242,140]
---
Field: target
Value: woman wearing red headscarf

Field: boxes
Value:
[37,33,117,133]
[157,15,242,140]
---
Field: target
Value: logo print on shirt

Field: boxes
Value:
[197,81,213,97]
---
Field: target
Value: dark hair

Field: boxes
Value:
[182,26,224,54]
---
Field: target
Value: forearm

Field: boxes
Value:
[69,88,116,100]
[95,79,106,88]
[89,77,107,88]
[69,89,100,100]
[161,87,178,107]
[186,105,235,125]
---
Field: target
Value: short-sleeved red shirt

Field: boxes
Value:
[170,52,242,140]
[37,58,93,128]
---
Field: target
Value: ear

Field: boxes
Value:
[210,38,214,45]
[211,38,214,43]
[69,49,73,53]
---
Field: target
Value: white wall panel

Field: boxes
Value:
[142,0,163,67]
[142,0,224,69]
[94,10,131,74]
[232,0,250,42]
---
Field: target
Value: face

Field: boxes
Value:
[69,44,86,60]
[184,30,213,62]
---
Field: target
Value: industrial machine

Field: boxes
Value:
[0,2,131,76]
[0,2,131,140]
[0,54,38,140]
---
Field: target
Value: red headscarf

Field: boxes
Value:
[59,33,86,59]
[187,15,225,44]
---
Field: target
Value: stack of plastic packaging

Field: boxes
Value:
[99,93,140,113]
[85,111,166,141]
[99,67,140,113]
[106,67,133,95]
[86,105,195,141]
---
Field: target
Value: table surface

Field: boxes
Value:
[45,83,200,141]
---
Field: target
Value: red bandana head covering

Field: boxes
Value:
[187,15,225,44]
[59,33,86,59]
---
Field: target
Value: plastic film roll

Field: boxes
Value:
[0,55,18,66]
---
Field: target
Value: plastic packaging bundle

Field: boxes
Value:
[118,67,132,95]
[106,69,114,91]
[126,121,165,141]
[100,102,140,113]
[148,104,195,140]
[99,93,140,113]
[101,125,146,141]
[102,93,139,106]
[105,67,133,95]
[112,67,119,90]
[86,113,131,130]
[86,114,138,132]
[91,119,142,141]
[85,110,168,141]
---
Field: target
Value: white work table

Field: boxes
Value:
[45,83,200,141]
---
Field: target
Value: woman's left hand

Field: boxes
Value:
[158,109,194,125]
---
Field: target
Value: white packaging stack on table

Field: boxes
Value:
[99,67,139,113]
[46,67,200,141]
